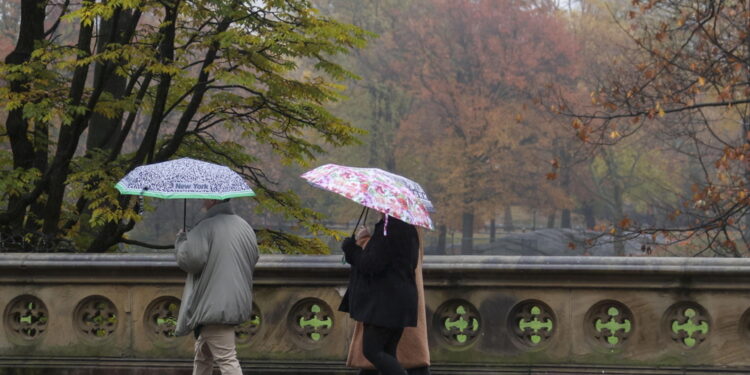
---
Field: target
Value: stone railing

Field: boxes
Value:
[2,253,750,374]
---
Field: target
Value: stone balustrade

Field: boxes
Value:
[2,253,750,374]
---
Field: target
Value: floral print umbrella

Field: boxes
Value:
[301,164,434,230]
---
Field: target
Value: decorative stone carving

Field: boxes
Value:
[434,299,481,346]
[235,302,262,346]
[74,296,118,339]
[665,302,710,348]
[510,300,555,347]
[4,295,48,341]
[585,300,633,348]
[144,296,181,341]
[288,298,333,345]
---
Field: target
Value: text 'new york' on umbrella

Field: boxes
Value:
[300,164,435,237]
[115,158,256,231]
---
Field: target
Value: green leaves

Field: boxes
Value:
[1,0,368,253]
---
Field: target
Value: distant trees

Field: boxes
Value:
[554,0,750,255]
[387,0,580,252]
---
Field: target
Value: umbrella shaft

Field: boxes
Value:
[352,207,369,238]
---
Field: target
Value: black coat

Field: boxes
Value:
[339,216,419,328]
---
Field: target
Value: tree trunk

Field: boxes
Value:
[461,210,474,254]
[131,2,178,166]
[743,12,750,249]
[613,181,625,256]
[561,208,571,229]
[87,3,178,251]
[489,219,496,243]
[547,211,556,228]
[437,224,446,254]
[4,0,47,231]
[503,206,514,232]
[23,120,49,233]
[558,145,573,230]
[86,10,135,152]
[42,19,94,235]
[582,202,595,229]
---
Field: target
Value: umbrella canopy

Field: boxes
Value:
[301,164,434,230]
[115,158,256,199]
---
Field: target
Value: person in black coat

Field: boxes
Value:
[340,214,419,375]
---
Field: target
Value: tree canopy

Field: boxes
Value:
[0,0,369,253]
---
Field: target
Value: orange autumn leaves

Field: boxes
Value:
[390,0,580,224]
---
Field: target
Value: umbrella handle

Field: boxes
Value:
[183,199,186,232]
[138,187,149,216]
[351,206,369,238]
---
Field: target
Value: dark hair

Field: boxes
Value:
[222,198,231,203]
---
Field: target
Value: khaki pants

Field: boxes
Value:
[193,324,242,375]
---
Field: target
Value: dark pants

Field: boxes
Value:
[358,324,407,375]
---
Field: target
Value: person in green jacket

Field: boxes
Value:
[174,199,259,375]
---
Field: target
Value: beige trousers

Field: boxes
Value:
[193,324,242,375]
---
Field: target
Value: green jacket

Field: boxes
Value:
[174,201,259,336]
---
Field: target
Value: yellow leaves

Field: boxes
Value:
[697,76,706,86]
[655,102,665,118]
[515,113,523,123]
[146,63,182,76]
[5,98,23,112]
[0,167,42,198]
[609,130,621,139]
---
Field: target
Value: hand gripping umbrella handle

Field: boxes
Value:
[351,206,369,238]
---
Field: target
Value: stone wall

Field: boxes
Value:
[2,254,750,374]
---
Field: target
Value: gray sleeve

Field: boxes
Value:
[175,228,210,274]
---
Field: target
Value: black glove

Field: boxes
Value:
[341,236,358,253]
